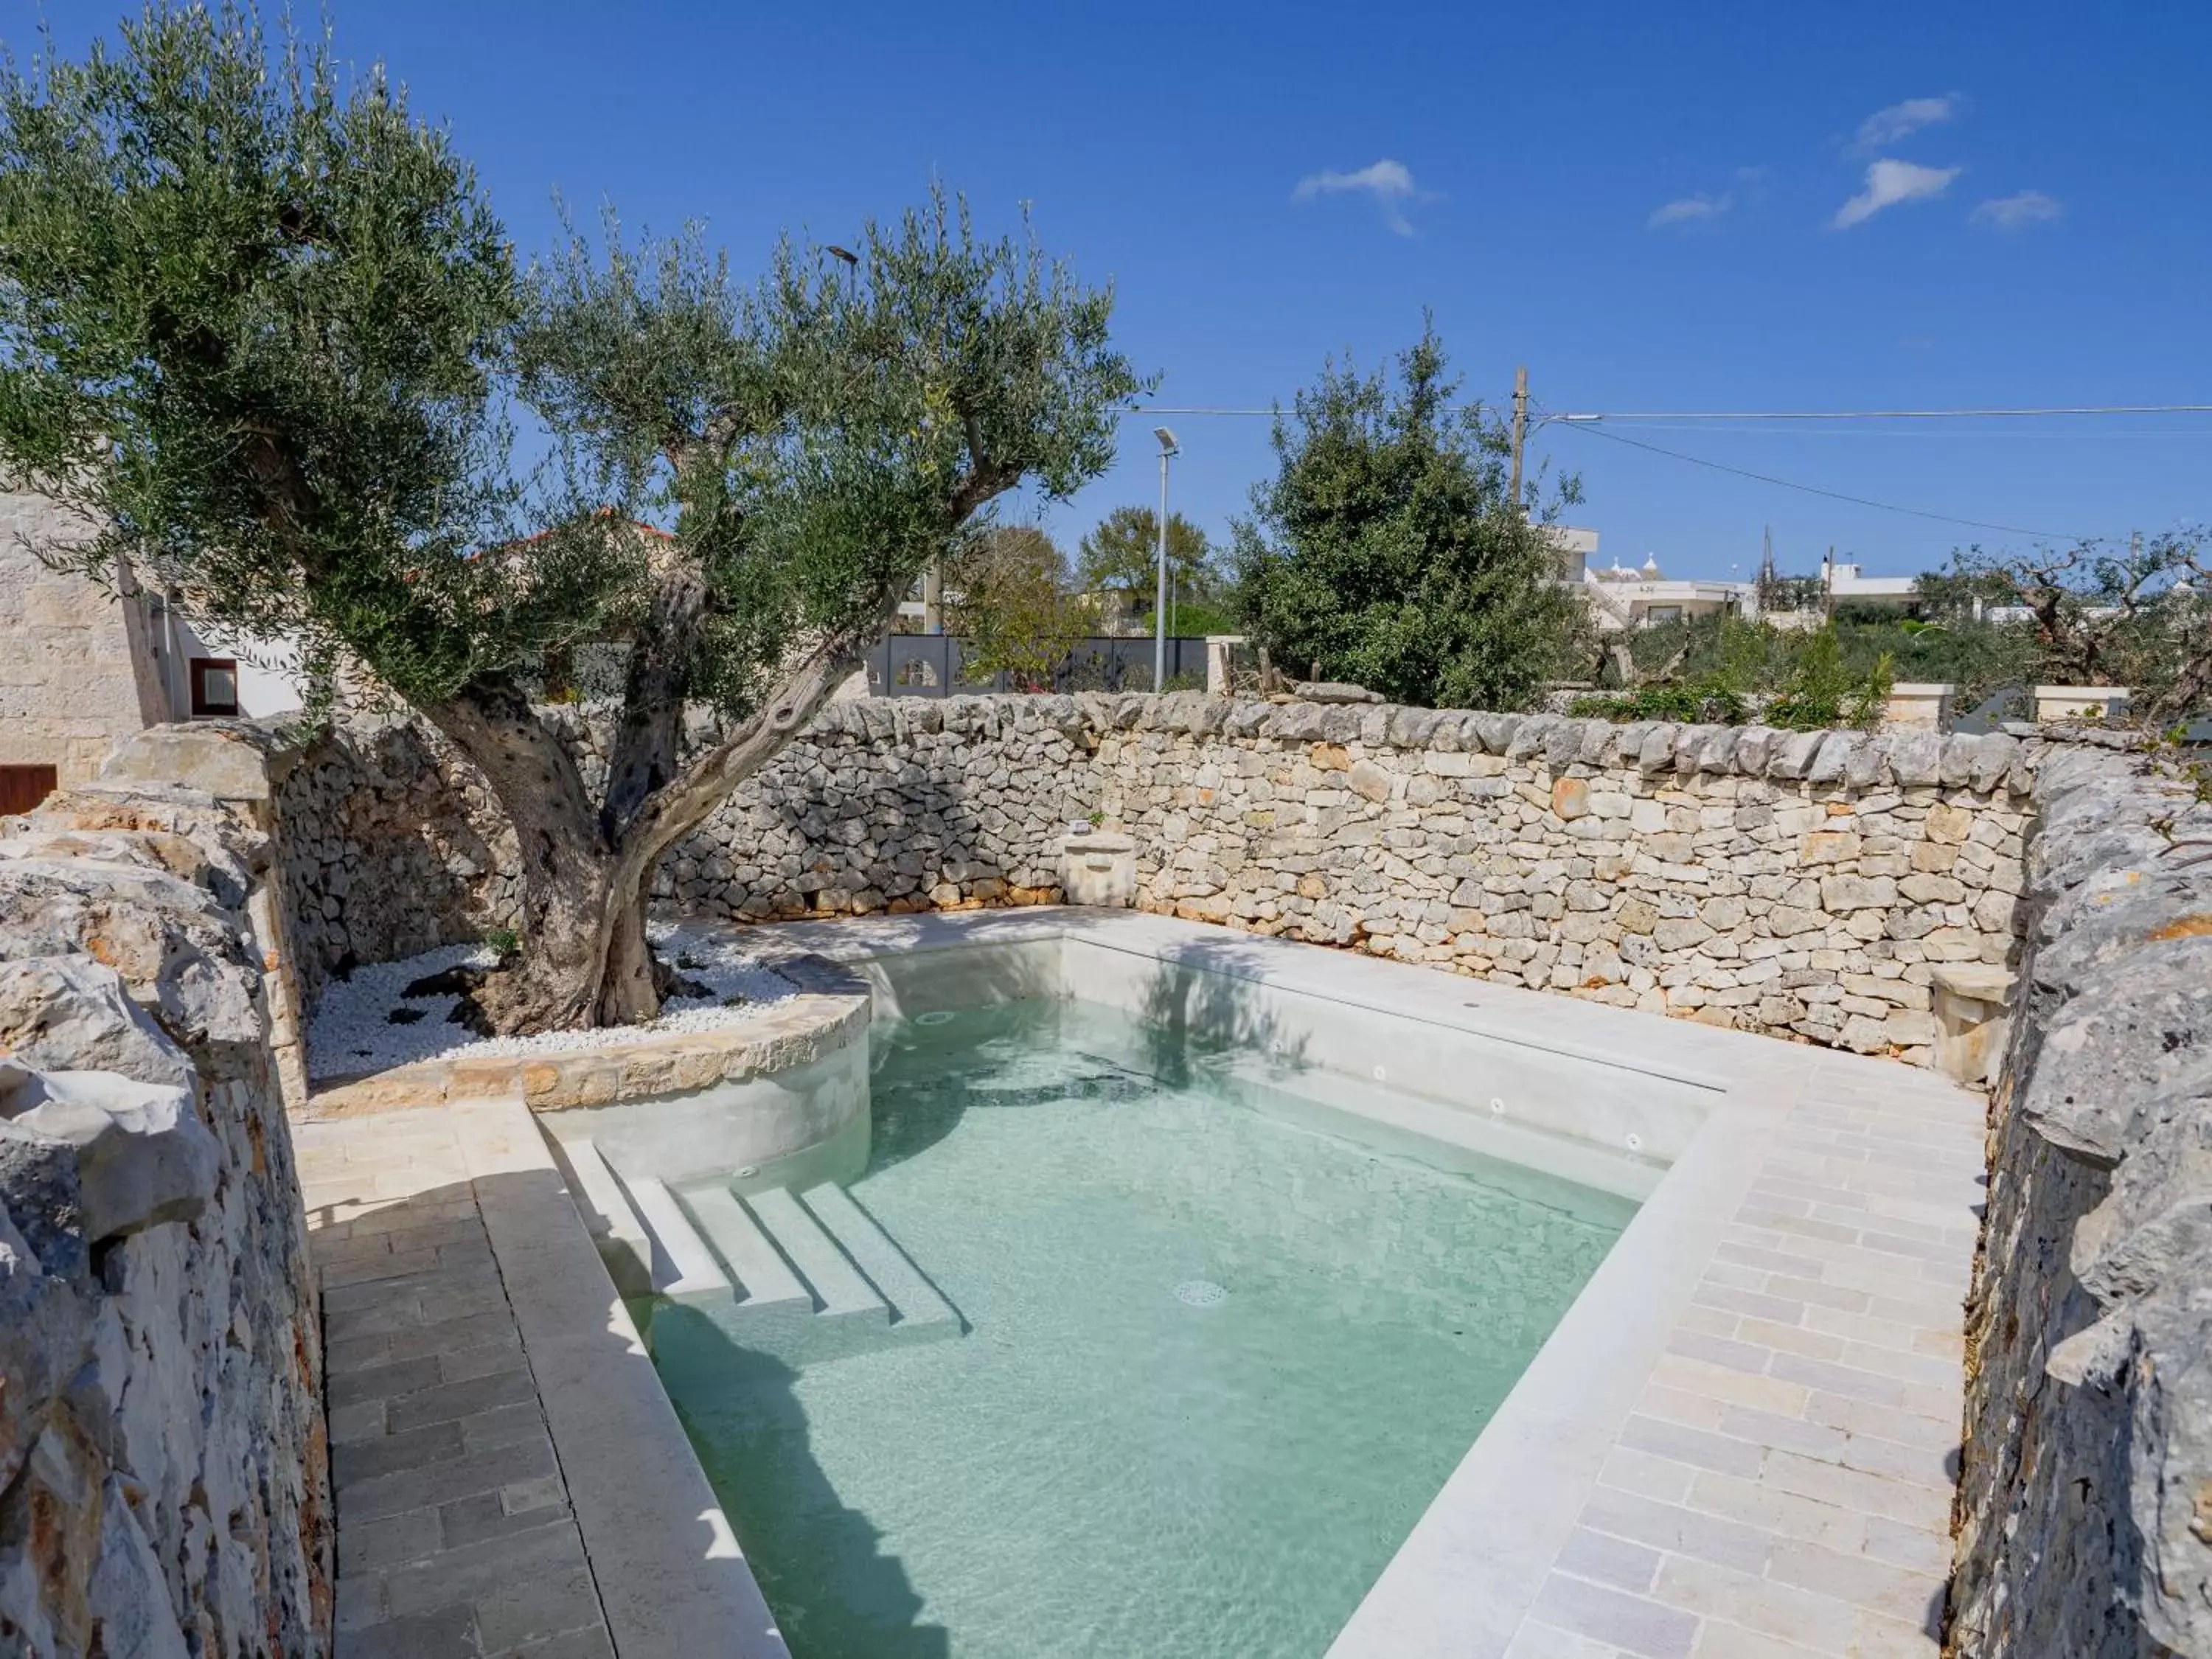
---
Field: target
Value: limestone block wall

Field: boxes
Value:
[271,693,2062,1065]
[1949,745,2212,1657]
[661,696,2041,1062]
[0,492,164,787]
[0,740,332,1655]
[272,717,522,1006]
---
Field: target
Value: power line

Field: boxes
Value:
[1551,403,2212,422]
[1121,400,2212,422]
[1545,414,2087,541]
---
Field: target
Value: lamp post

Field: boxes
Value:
[1152,425,1179,688]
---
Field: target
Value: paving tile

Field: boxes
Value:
[1619,1416,1766,1480]
[384,1365,538,1434]
[1530,1573,1698,1659]
[331,1419,465,1485]
[1579,1486,1774,1576]
[382,1517,590,1621]
[498,1625,617,1659]
[327,1354,442,1412]
[1556,1527,1663,1593]
[1508,1618,1634,1658]
[1597,1446,1700,1505]
[338,1437,560,1525]
[1760,1450,1953,1530]
[1649,1554,1859,1654]
[1767,1538,1945,1630]
[335,1603,477,1659]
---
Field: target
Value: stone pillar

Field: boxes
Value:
[1930,963,2014,1086]
[2033,685,2130,723]
[1882,682,1954,728]
[1204,635,1246,699]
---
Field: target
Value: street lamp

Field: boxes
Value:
[1152,426,1179,688]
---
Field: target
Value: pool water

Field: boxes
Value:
[650,998,1633,1659]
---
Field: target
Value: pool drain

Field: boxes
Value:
[914,1010,956,1027]
[1172,1279,1228,1307]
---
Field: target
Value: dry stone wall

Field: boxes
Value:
[272,717,522,1006]
[272,693,2066,1066]
[1950,745,2212,1657]
[663,695,2042,1064]
[0,738,332,1656]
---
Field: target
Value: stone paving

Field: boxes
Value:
[1506,1052,1983,1659]
[297,1109,616,1659]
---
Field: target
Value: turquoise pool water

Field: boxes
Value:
[650,998,1633,1658]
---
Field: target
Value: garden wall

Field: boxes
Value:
[0,728,332,1655]
[1948,745,2212,1656]
[278,693,2063,1065]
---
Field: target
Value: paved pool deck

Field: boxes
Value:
[295,907,1985,1659]
[294,1100,789,1659]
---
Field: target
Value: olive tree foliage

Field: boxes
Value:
[1924,535,2212,722]
[0,4,1142,1032]
[1231,327,1590,709]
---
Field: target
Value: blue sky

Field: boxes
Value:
[21,1,2211,579]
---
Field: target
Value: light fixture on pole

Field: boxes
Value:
[1152,426,1179,688]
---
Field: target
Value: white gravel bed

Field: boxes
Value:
[306,925,798,1080]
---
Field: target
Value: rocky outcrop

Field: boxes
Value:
[1951,745,2212,1655]
[0,750,331,1655]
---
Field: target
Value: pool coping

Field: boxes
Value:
[755,906,1978,1659]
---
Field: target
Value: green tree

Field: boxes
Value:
[0,6,1141,1032]
[948,526,1085,689]
[1231,327,1587,709]
[1076,505,1212,630]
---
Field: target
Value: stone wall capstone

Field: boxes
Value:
[0,733,333,1655]
[1949,744,2212,1656]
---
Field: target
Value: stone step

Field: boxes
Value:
[745,1187,887,1326]
[555,1135,655,1298]
[681,1184,812,1317]
[622,1175,735,1302]
[799,1184,961,1335]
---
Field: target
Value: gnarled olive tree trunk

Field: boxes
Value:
[422,627,868,1036]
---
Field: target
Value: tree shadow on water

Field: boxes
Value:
[649,1304,952,1659]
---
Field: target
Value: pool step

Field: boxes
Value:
[799,1184,961,1336]
[557,1137,962,1351]
[623,1175,735,1301]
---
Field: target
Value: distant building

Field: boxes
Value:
[1557,529,1924,633]
[0,490,307,810]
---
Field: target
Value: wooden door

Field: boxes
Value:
[0,765,58,814]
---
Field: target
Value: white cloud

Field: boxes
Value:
[1647,167,1767,230]
[1832,159,1962,229]
[1972,189,2063,230]
[1293,159,1425,235]
[1852,94,1964,153]
[1649,192,1729,228]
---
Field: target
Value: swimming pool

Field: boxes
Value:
[637,939,1675,1658]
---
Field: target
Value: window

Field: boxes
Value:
[1644,605,1683,625]
[189,657,240,717]
[0,765,58,814]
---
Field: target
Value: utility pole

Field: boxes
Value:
[1152,426,1180,689]
[1509,365,1529,512]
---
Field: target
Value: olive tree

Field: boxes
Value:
[0,5,1141,1032]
